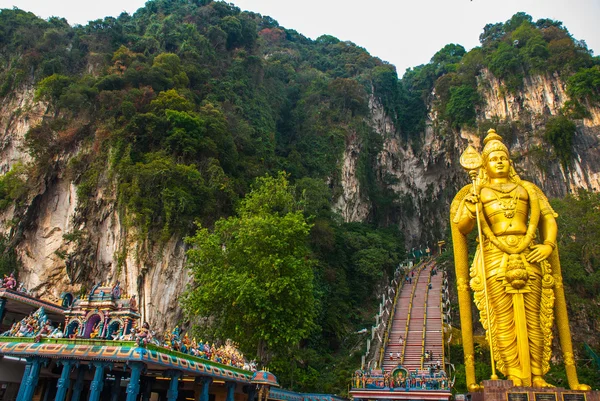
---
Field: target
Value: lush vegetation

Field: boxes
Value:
[0,2,408,392]
[184,173,317,361]
[395,11,599,148]
[1,2,599,393]
[551,191,600,307]
[544,115,577,168]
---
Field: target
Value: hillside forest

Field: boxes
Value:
[0,0,599,393]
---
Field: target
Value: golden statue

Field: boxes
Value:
[450,129,590,390]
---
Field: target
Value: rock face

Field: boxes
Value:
[0,86,189,331]
[475,69,600,197]
[335,71,600,246]
[1,71,599,330]
[332,129,370,222]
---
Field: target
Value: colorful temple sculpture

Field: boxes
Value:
[62,283,139,340]
[0,277,347,401]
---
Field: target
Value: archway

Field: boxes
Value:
[391,366,410,388]
[107,320,123,340]
[61,293,74,308]
[65,321,80,338]
[83,314,102,338]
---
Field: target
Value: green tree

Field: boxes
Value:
[445,85,479,127]
[551,190,600,298]
[184,173,317,362]
[0,163,28,210]
[567,66,600,104]
[35,74,72,103]
[544,115,576,168]
[431,43,466,75]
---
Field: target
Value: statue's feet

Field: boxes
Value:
[572,383,591,391]
[468,383,483,392]
[507,376,523,386]
[532,376,554,388]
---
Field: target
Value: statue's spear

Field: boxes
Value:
[460,145,498,381]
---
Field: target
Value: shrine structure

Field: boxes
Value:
[0,278,347,401]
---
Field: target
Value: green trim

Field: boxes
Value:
[0,337,137,347]
[145,343,251,376]
[0,337,252,377]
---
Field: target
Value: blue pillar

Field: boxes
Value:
[21,357,49,401]
[164,370,182,401]
[125,361,145,401]
[71,366,85,401]
[196,377,212,401]
[141,377,154,401]
[15,361,32,401]
[55,360,78,401]
[245,385,256,401]
[70,367,86,401]
[0,298,6,325]
[225,382,236,401]
[110,374,122,401]
[88,362,111,401]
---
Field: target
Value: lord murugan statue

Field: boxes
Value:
[450,129,590,390]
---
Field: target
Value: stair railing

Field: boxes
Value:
[376,265,406,369]
[420,267,432,369]
[441,266,446,371]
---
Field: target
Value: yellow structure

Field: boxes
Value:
[450,129,590,391]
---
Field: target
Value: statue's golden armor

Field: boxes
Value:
[450,129,590,391]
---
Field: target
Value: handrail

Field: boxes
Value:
[400,260,427,365]
[441,267,446,371]
[378,269,404,368]
[420,269,432,369]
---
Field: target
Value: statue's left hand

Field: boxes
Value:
[526,244,553,263]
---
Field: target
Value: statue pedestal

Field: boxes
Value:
[469,380,600,401]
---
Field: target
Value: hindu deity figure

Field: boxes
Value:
[111,281,121,299]
[39,321,54,337]
[49,324,64,338]
[112,326,124,340]
[135,321,152,345]
[451,129,589,390]
[181,333,192,354]
[129,295,137,310]
[89,322,101,339]
[3,272,17,290]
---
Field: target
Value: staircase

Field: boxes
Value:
[423,264,444,369]
[381,260,443,372]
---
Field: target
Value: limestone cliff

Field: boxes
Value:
[335,70,600,247]
[0,86,188,331]
[1,69,599,331]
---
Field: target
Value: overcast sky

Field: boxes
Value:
[1,0,599,76]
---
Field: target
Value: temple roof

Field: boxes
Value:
[251,370,279,387]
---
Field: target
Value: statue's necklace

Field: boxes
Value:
[489,185,519,218]
[490,182,517,193]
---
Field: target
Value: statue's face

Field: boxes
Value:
[486,150,510,178]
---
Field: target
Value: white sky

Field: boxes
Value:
[1,0,599,77]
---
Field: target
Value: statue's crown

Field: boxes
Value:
[482,128,509,161]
